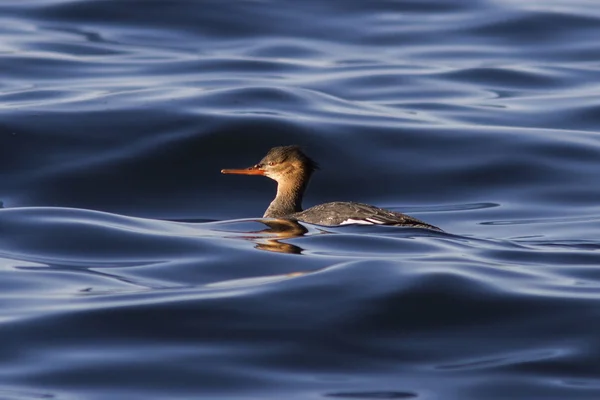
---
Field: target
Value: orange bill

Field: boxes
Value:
[221,166,265,175]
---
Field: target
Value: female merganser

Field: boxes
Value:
[221,145,441,230]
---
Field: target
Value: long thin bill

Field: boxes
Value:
[221,167,265,175]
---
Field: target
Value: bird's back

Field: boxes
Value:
[291,201,442,230]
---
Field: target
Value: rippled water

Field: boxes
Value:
[2,0,600,399]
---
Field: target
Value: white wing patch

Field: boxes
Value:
[339,218,377,225]
[366,218,385,224]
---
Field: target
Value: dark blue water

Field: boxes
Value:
[2,0,600,398]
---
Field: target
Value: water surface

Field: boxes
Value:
[2,0,600,399]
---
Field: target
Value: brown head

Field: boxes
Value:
[222,146,319,217]
[221,145,319,183]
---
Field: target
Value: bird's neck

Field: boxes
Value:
[264,173,310,218]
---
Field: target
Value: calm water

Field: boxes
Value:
[2,0,600,399]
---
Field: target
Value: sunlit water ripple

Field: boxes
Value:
[1,0,600,399]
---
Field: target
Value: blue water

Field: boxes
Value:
[2,0,600,398]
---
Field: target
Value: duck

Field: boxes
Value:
[221,145,441,230]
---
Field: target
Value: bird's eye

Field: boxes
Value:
[268,162,275,166]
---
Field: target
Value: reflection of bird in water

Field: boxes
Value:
[247,218,308,254]
[222,145,441,231]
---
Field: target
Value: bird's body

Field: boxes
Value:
[222,145,441,231]
[289,201,438,229]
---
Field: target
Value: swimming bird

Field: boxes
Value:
[221,145,441,230]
